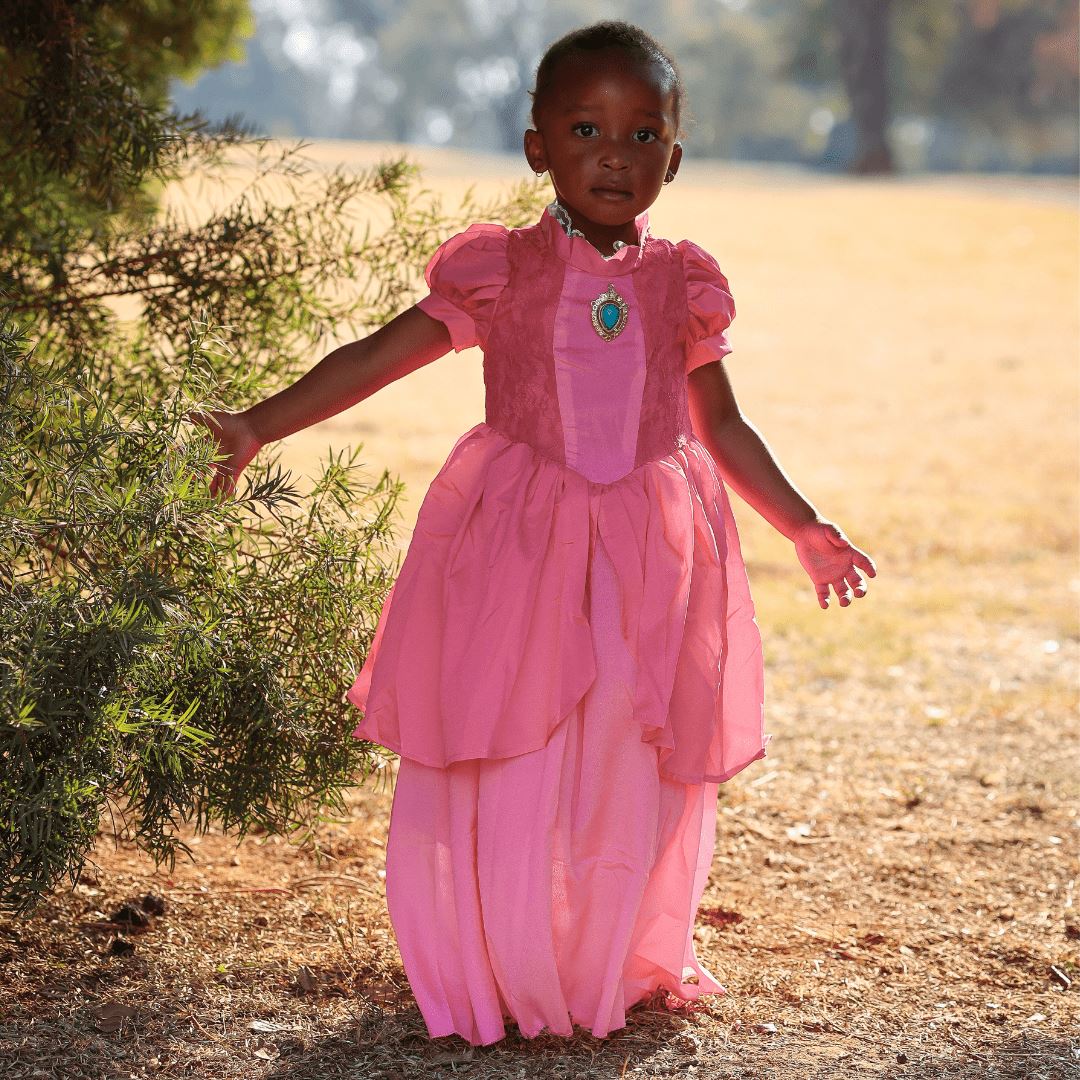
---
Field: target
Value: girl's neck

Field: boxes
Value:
[548,198,646,258]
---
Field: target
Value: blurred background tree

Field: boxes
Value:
[773,0,1077,172]
[0,0,253,308]
[170,0,1078,174]
[0,0,547,915]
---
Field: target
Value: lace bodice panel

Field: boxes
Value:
[414,206,737,485]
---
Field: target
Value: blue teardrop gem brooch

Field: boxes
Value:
[591,283,629,342]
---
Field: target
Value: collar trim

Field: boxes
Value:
[540,199,651,276]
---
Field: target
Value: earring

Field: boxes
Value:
[663,172,674,184]
[535,169,545,177]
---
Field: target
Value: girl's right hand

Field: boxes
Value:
[187,409,262,498]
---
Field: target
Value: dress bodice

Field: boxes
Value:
[415,204,737,484]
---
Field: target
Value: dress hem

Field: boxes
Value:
[422,978,728,1046]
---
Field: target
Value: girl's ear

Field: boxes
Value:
[667,140,684,180]
[523,127,545,175]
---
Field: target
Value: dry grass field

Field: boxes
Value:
[1,142,1077,1079]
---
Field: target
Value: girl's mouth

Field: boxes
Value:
[592,188,632,200]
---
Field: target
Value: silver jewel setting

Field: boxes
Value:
[591,283,629,342]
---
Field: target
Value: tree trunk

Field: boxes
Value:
[836,0,897,174]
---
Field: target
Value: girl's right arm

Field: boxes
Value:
[189,306,453,496]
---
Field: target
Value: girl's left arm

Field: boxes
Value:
[687,360,877,609]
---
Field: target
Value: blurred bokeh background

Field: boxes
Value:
[170,0,1079,175]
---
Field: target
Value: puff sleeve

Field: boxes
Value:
[677,239,737,374]
[414,222,510,353]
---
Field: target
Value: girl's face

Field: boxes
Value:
[524,49,682,255]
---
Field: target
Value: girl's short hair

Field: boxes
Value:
[529,20,689,142]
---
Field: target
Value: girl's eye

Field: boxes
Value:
[572,124,659,143]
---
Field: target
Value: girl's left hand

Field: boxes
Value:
[792,519,877,610]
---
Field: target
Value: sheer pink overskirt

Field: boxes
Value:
[385,534,724,1045]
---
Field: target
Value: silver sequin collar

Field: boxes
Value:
[546,199,648,260]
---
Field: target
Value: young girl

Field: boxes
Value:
[193,20,875,1048]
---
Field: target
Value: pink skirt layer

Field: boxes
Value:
[351,423,767,787]
[384,535,724,1045]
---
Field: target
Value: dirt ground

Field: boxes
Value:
[1,143,1077,1079]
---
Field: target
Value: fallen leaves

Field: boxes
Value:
[297,963,318,994]
[249,1019,285,1033]
[699,907,745,930]
[90,1001,137,1034]
[429,1046,475,1066]
[79,893,169,950]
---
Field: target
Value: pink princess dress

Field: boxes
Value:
[347,198,768,1046]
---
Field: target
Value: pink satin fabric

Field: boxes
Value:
[347,204,768,1042]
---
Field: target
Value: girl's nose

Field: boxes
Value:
[597,140,631,169]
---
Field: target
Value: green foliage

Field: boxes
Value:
[0,312,405,914]
[96,0,256,94]
[0,0,254,293]
[0,1,550,914]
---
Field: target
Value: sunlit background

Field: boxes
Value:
[169,0,1079,174]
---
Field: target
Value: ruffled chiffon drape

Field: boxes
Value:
[349,423,766,787]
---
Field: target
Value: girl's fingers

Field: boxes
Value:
[208,464,233,500]
[217,469,236,500]
[805,529,877,609]
[826,568,869,609]
[818,573,861,609]
[852,547,877,577]
[845,567,868,597]
[834,577,854,606]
